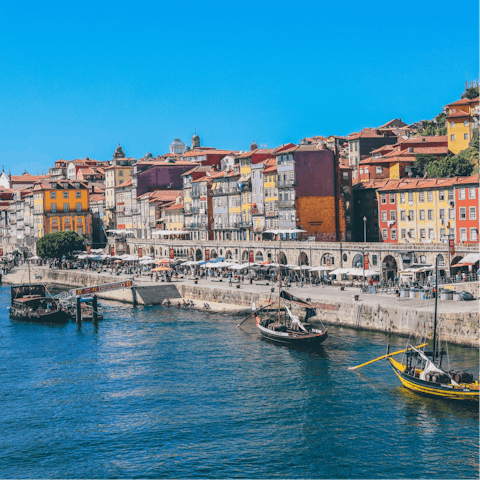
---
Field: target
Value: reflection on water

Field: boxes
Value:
[0,286,477,479]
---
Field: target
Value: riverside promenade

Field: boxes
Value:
[2,265,478,346]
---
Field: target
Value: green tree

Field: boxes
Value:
[412,154,436,177]
[426,153,474,178]
[36,230,85,259]
[461,86,479,99]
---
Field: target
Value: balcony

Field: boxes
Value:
[191,190,201,199]
[276,179,298,188]
[277,199,295,207]
[266,210,278,217]
[211,186,241,196]
[251,206,264,215]
[238,220,252,228]
[186,223,208,230]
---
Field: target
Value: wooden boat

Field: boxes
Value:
[256,291,328,347]
[387,258,478,402]
[9,284,69,324]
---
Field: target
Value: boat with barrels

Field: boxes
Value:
[387,257,478,402]
[9,284,69,324]
[255,290,328,347]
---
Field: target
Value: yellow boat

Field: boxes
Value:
[388,257,478,402]
[388,348,479,402]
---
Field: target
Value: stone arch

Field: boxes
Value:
[211,249,217,259]
[382,255,397,281]
[255,251,264,262]
[242,250,249,261]
[436,254,445,267]
[149,246,154,255]
[450,255,462,272]
[352,253,363,268]
[299,251,309,266]
[195,249,203,261]
[225,250,233,260]
[279,251,287,265]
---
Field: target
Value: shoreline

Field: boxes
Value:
[2,266,478,346]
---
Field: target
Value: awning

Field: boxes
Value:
[451,253,480,268]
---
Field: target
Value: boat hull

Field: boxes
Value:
[389,358,479,402]
[10,309,69,324]
[258,324,328,347]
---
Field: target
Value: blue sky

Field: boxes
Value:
[0,0,478,174]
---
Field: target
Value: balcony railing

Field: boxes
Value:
[186,223,208,230]
[266,210,278,217]
[276,179,298,187]
[211,186,241,195]
[277,199,295,207]
[238,220,252,228]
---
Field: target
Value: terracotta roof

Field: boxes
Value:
[181,165,215,176]
[446,110,471,119]
[164,202,184,211]
[348,128,396,140]
[35,179,88,190]
[89,194,105,202]
[11,174,49,183]
[446,97,479,107]
[236,148,275,159]
[402,135,448,145]
[376,176,478,192]
[378,118,408,129]
[114,179,132,189]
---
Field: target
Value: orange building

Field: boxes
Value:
[33,179,91,242]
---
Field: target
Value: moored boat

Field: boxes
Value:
[10,284,69,324]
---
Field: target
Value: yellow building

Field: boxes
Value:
[33,179,91,241]
[388,178,456,245]
[105,163,134,229]
[263,163,278,231]
[445,97,479,154]
[163,195,184,231]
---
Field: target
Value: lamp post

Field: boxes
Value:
[363,248,366,291]
[363,216,367,243]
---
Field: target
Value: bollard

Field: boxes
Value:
[76,295,82,325]
[92,295,98,323]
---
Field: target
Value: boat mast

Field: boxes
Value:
[278,234,281,322]
[432,256,438,361]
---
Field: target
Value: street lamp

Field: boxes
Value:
[363,216,367,243]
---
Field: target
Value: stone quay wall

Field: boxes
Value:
[179,284,478,347]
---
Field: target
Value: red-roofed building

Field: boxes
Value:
[444,96,479,154]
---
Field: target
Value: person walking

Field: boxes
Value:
[228,274,232,287]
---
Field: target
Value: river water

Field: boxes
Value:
[0,286,478,479]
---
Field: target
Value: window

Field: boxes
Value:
[448,189,454,201]
[76,203,82,212]
[469,207,476,220]
[450,122,455,128]
[440,228,446,238]
[400,193,405,204]
[451,134,456,141]
[464,120,468,127]
[459,207,466,220]
[427,209,433,220]
[419,228,425,239]
[401,229,406,239]
[464,133,469,140]
[427,191,433,202]
[469,188,476,199]
[405,166,411,173]
[459,188,466,200]
[343,172,349,180]
[51,203,57,213]
[408,210,414,221]
[460,228,467,241]
[448,209,454,220]
[391,229,396,240]
[359,168,363,174]
[439,209,445,219]
[419,210,425,220]
[63,191,69,199]
[50,191,56,199]
[77,227,84,236]
[400,210,406,220]
[470,228,478,242]
[355,142,358,151]
[439,190,445,201]
[428,229,434,239]
[381,194,386,204]
[76,191,81,198]
[364,168,369,174]
[419,192,425,202]
[382,229,388,240]
[64,204,69,212]
[408,192,413,204]
[376,166,382,174]
[381,211,387,222]
[409,229,415,239]
[390,210,396,221]
[119,170,123,176]
[389,194,395,204]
